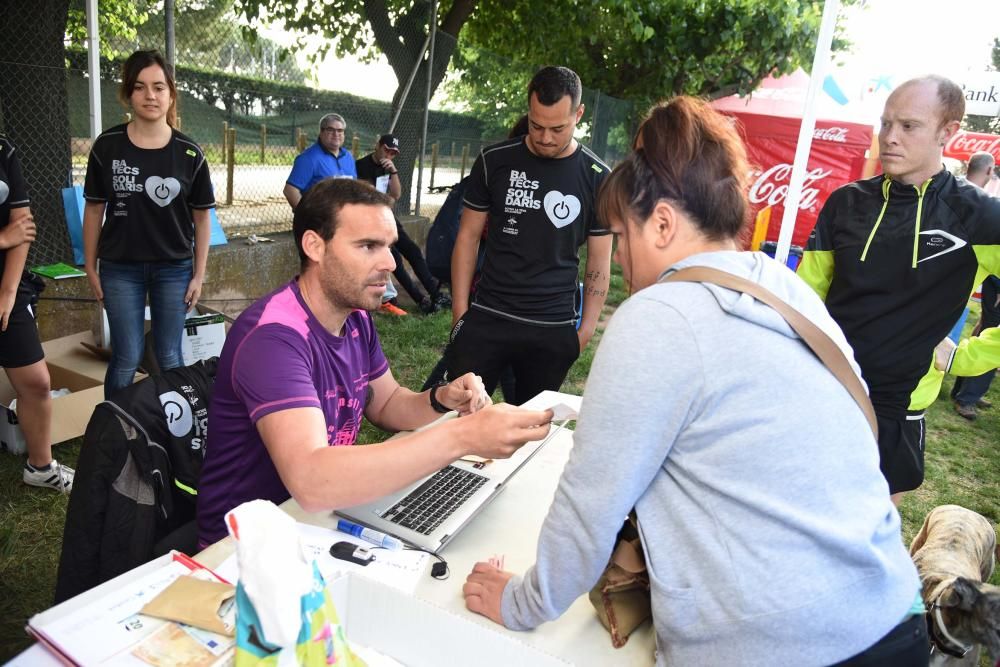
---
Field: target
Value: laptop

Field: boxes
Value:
[335,419,568,553]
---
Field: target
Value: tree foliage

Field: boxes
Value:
[65,0,152,57]
[450,0,857,135]
[67,0,306,84]
[233,0,479,210]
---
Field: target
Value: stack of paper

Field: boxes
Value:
[27,552,234,666]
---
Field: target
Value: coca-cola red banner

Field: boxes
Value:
[719,111,873,248]
[943,130,1000,162]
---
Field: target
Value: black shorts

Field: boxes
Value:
[444,307,579,406]
[0,301,44,368]
[875,412,926,494]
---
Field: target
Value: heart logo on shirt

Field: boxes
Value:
[543,191,581,228]
[145,176,181,207]
[0,181,8,206]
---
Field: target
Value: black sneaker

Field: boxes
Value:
[433,292,452,309]
[418,296,438,314]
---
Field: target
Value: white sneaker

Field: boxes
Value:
[23,459,74,493]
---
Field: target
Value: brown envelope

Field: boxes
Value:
[140,575,236,636]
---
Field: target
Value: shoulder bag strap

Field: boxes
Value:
[662,266,878,439]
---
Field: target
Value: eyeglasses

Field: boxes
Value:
[321,127,346,134]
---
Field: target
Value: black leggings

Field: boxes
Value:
[828,613,928,667]
[391,219,439,304]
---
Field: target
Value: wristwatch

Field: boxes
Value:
[429,381,451,413]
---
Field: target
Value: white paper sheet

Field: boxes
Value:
[30,558,234,666]
[212,522,430,596]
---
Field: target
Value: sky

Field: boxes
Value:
[258,0,1000,114]
[840,0,1000,79]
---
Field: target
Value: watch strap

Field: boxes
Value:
[429,381,451,413]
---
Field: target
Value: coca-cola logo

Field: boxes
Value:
[944,132,1000,159]
[813,127,849,143]
[748,164,833,210]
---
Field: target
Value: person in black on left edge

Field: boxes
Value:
[356,134,451,314]
[0,135,74,492]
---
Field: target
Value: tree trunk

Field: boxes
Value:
[366,0,470,215]
[0,0,73,266]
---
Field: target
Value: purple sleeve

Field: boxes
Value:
[231,324,322,423]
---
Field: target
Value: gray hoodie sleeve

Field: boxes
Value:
[501,294,705,629]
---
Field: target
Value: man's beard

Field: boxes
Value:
[320,264,387,313]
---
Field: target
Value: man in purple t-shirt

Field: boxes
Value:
[197,179,554,545]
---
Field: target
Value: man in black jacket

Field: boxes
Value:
[799,76,1000,502]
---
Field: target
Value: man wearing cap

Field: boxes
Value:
[283,113,357,210]
[357,134,450,314]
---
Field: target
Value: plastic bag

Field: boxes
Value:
[226,500,364,666]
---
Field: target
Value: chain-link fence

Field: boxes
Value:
[0,2,633,267]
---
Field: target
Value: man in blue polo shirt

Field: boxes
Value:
[283,113,357,209]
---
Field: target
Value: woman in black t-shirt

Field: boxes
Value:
[0,135,74,492]
[83,50,216,399]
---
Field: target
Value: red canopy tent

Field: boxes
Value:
[712,70,875,248]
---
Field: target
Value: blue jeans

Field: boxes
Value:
[100,259,192,398]
[951,275,999,406]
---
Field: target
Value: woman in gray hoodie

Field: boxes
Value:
[463,96,926,666]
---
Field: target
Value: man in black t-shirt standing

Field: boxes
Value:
[357,134,449,314]
[446,66,612,405]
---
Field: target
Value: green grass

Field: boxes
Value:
[0,259,998,662]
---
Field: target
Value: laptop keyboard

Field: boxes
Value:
[379,465,489,535]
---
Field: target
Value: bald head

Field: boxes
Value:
[879,76,965,185]
[967,151,996,188]
[891,76,965,127]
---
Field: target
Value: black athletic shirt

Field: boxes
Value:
[463,137,609,323]
[0,135,30,289]
[800,170,1000,416]
[84,124,215,262]
[355,153,393,194]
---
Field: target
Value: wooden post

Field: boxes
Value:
[430,141,439,190]
[296,128,306,153]
[449,141,455,170]
[259,124,267,164]
[175,115,182,131]
[222,121,229,165]
[226,128,236,206]
[460,144,470,180]
[351,133,360,156]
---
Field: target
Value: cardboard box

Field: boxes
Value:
[181,311,227,366]
[328,574,569,666]
[91,304,228,375]
[0,354,104,453]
